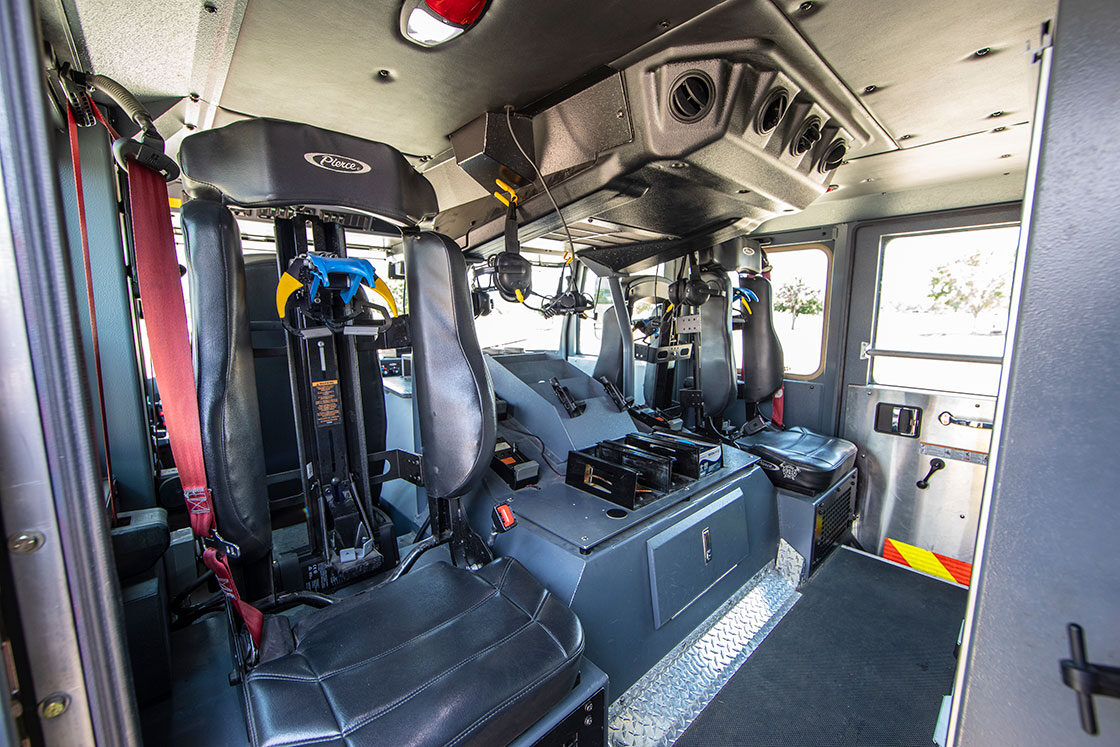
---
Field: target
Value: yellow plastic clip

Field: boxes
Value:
[495,178,519,204]
[493,191,511,207]
[741,298,752,315]
[275,272,304,318]
[514,288,525,304]
[372,276,399,317]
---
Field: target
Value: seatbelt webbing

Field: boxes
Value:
[125,159,263,645]
[65,106,117,519]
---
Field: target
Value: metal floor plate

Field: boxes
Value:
[607,563,800,746]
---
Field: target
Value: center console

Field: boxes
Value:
[468,352,779,693]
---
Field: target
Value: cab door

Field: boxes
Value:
[840,213,1021,585]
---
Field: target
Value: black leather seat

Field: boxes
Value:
[246,557,582,747]
[733,273,857,494]
[179,118,583,746]
[739,426,857,494]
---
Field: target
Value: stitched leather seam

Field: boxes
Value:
[445,639,585,747]
[336,619,537,737]
[300,651,346,743]
[248,586,503,683]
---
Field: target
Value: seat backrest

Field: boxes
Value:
[182,200,272,579]
[592,305,624,389]
[740,274,785,403]
[404,232,496,499]
[697,267,736,417]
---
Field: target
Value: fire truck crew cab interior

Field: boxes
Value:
[0,0,1117,745]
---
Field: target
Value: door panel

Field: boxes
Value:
[844,385,993,576]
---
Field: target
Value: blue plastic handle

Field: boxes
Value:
[734,287,760,303]
[306,254,378,304]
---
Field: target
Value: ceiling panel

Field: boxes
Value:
[780,0,1055,150]
[217,0,725,158]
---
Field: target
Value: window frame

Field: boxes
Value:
[763,241,833,381]
[867,222,1019,393]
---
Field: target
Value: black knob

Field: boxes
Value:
[916,458,946,489]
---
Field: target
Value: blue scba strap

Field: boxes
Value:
[733,287,760,303]
[306,254,379,304]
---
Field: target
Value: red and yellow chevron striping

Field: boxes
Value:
[882,537,972,586]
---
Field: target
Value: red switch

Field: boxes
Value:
[492,503,517,532]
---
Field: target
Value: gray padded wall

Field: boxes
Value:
[955,3,1120,742]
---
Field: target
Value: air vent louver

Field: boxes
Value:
[757,90,789,133]
[821,140,847,172]
[669,72,715,123]
[792,119,822,156]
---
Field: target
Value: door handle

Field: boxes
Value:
[916,458,946,490]
[1060,623,1120,735]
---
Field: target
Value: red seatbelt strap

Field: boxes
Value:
[66,106,117,520]
[125,157,263,645]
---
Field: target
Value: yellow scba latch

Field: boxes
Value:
[372,276,399,317]
[276,271,304,319]
[275,255,398,320]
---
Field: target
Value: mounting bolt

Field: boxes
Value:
[38,693,70,720]
[377,69,391,80]
[989,110,1005,118]
[8,532,43,554]
[862,85,877,94]
[581,536,589,542]
[202,2,218,13]
[584,715,594,726]
[185,123,197,130]
[974,47,991,57]
[658,18,671,28]
[616,109,625,119]
[188,92,200,102]
[899,134,914,140]
[1000,153,1012,158]
[799,1,815,10]
[992,126,1007,132]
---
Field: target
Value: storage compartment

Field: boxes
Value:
[646,487,750,628]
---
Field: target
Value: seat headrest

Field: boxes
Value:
[179,118,438,227]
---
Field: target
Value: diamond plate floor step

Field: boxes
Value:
[607,562,800,746]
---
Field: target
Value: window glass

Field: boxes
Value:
[766,245,830,377]
[577,265,667,356]
[872,225,1020,395]
[474,251,565,351]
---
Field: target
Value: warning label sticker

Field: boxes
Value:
[312,380,341,426]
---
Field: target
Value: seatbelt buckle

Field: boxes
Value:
[202,530,242,560]
[491,503,517,533]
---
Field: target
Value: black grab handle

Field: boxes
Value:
[916,458,946,489]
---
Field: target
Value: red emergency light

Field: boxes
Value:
[400,0,489,47]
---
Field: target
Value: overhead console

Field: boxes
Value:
[431,0,890,274]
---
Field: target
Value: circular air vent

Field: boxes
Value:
[668,71,715,123]
[792,118,822,156]
[757,90,789,133]
[820,140,847,172]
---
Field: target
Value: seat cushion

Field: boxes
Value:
[244,557,583,747]
[738,426,857,494]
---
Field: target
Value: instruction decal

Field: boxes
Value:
[312,379,342,426]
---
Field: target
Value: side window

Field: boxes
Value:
[577,273,613,356]
[764,245,831,378]
[871,225,1020,395]
[473,250,565,351]
[577,266,667,357]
